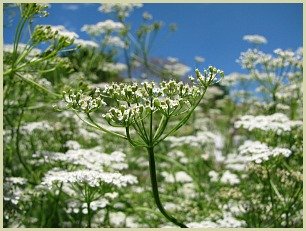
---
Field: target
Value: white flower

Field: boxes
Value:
[63,67,224,146]
[234,113,302,134]
[274,48,294,58]
[164,202,179,211]
[208,170,219,182]
[168,150,185,158]
[126,216,140,228]
[98,3,143,18]
[105,192,119,200]
[20,121,53,134]
[225,162,246,172]
[237,49,269,69]
[37,78,52,88]
[64,140,81,150]
[66,201,81,214]
[109,211,126,227]
[214,150,225,163]
[243,34,267,44]
[90,198,109,210]
[166,131,217,148]
[216,212,246,227]
[222,201,246,216]
[220,72,249,87]
[35,148,128,171]
[78,128,100,140]
[63,89,106,113]
[175,171,193,182]
[164,62,191,76]
[178,183,196,199]
[162,171,192,183]
[187,221,218,228]
[104,35,126,48]
[74,39,99,48]
[41,169,138,189]
[238,47,302,73]
[220,170,240,185]
[4,178,27,205]
[204,86,224,99]
[81,20,124,35]
[186,211,245,228]
[5,177,27,185]
[225,140,292,170]
[66,199,109,214]
[101,62,127,73]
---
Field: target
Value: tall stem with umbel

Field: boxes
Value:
[147,146,188,228]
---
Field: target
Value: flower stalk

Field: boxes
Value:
[147,146,188,228]
[62,66,224,228]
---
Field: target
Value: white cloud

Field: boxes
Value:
[62,4,79,11]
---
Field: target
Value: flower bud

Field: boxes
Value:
[153,98,161,107]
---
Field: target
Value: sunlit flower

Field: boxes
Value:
[81,20,124,36]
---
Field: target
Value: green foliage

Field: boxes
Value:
[3,3,303,228]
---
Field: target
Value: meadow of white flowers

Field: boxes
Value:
[3,3,303,228]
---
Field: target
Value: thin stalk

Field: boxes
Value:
[156,88,207,144]
[46,182,63,227]
[266,167,277,227]
[83,184,92,228]
[147,146,187,228]
[12,12,27,63]
[140,118,149,141]
[15,43,35,65]
[153,115,169,142]
[15,95,31,174]
[133,119,149,143]
[15,73,61,98]
[123,47,132,79]
[4,46,64,77]
[149,111,153,145]
[126,126,147,147]
[87,201,92,228]
[153,115,166,140]
[86,113,127,140]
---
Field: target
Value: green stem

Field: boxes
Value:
[126,126,146,147]
[86,113,127,140]
[133,119,149,143]
[15,73,60,98]
[15,94,31,174]
[87,201,92,228]
[123,46,132,79]
[12,12,27,63]
[15,43,34,65]
[4,46,63,77]
[147,146,187,228]
[153,115,168,141]
[156,88,207,144]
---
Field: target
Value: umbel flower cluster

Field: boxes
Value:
[63,66,223,228]
[32,24,76,49]
[234,113,302,134]
[63,66,224,147]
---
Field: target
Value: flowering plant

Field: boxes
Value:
[63,66,224,227]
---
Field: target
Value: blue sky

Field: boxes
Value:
[4,3,303,76]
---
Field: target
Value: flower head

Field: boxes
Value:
[63,67,223,146]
